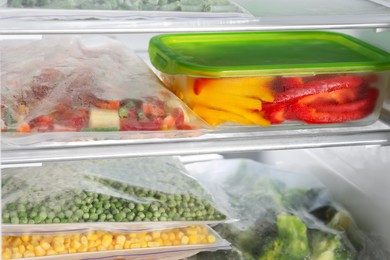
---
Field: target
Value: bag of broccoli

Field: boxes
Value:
[186,158,388,260]
[2,156,228,233]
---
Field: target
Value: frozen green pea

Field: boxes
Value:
[34,216,42,224]
[145,212,153,219]
[65,210,73,218]
[83,213,90,220]
[128,203,135,210]
[99,214,106,222]
[136,204,144,212]
[126,212,135,221]
[17,204,26,212]
[137,212,145,220]
[81,205,89,213]
[48,212,56,219]
[3,211,10,219]
[75,209,84,218]
[39,211,47,220]
[53,218,60,223]
[90,213,99,221]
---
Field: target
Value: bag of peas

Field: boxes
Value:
[2,225,231,259]
[2,156,229,233]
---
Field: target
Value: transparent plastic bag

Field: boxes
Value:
[1,36,208,145]
[2,157,228,232]
[2,225,230,260]
[5,0,245,12]
[186,158,389,260]
[1,0,253,22]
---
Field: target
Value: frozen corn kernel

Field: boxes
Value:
[2,251,12,259]
[21,235,30,243]
[115,235,126,246]
[101,234,112,247]
[24,250,35,258]
[181,236,189,245]
[2,225,216,258]
[130,243,141,249]
[46,249,57,256]
[18,245,26,255]
[12,252,23,258]
[208,235,216,243]
[40,241,51,251]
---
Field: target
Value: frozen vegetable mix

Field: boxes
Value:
[2,225,224,259]
[1,157,226,228]
[0,36,206,138]
[186,159,388,260]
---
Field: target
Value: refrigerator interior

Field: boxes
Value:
[2,1,390,258]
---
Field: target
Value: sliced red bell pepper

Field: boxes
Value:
[262,102,298,124]
[274,75,364,104]
[120,119,163,131]
[291,87,378,124]
[280,77,304,90]
[193,78,210,95]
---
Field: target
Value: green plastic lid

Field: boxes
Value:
[148,31,390,77]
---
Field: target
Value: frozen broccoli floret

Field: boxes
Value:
[259,213,310,260]
[309,230,354,260]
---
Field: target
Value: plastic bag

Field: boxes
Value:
[1,36,208,145]
[1,157,228,232]
[185,158,389,260]
[2,225,230,259]
[5,0,244,12]
[1,0,253,22]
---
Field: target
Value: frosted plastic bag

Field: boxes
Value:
[1,0,253,21]
[2,157,228,232]
[5,0,244,12]
[2,225,230,260]
[1,36,208,145]
[186,158,388,260]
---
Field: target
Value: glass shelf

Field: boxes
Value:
[2,119,390,165]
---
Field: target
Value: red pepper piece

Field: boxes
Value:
[194,78,211,95]
[298,85,368,107]
[315,88,378,113]
[172,108,185,129]
[281,77,304,90]
[262,102,288,124]
[291,88,378,124]
[274,75,364,104]
[55,109,89,131]
[120,119,163,131]
[29,115,54,128]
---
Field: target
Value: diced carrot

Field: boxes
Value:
[142,103,165,117]
[107,101,120,110]
[16,123,31,133]
[142,103,153,115]
[162,115,176,130]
